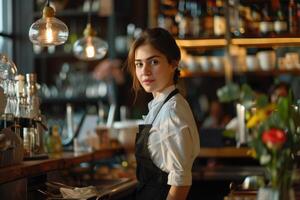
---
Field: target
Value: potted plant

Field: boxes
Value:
[218,83,300,200]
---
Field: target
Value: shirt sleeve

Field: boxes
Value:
[159,109,196,186]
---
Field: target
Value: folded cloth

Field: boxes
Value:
[60,186,98,199]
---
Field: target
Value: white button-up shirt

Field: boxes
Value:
[143,85,200,186]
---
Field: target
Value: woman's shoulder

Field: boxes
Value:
[159,95,199,135]
[168,94,191,110]
[162,94,193,120]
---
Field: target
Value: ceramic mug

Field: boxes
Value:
[257,51,276,71]
[285,52,299,69]
[211,56,224,72]
[246,55,259,71]
[197,56,211,72]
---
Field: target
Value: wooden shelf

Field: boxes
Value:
[33,10,107,18]
[232,37,300,48]
[181,70,224,78]
[180,69,300,78]
[176,38,227,49]
[176,37,300,49]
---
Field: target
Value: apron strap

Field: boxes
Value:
[150,89,179,125]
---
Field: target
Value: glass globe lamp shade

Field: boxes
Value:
[0,54,18,116]
[0,54,17,90]
[29,6,69,46]
[73,36,108,61]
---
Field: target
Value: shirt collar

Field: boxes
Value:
[148,85,176,110]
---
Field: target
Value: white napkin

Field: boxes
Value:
[60,186,98,199]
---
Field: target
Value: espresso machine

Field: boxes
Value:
[15,73,48,159]
[0,54,48,166]
[0,54,23,167]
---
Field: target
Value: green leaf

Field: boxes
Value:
[217,82,240,103]
[256,95,269,108]
[291,104,300,128]
[277,97,289,124]
[222,129,235,138]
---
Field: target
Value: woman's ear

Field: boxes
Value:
[171,60,179,69]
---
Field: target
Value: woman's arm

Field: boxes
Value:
[167,185,190,200]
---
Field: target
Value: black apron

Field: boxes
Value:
[135,89,179,200]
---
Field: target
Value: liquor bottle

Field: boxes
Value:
[175,0,185,24]
[190,0,202,38]
[229,0,242,37]
[259,3,274,36]
[157,1,177,36]
[273,0,288,35]
[46,125,62,156]
[176,0,192,38]
[15,75,28,118]
[298,2,300,31]
[26,74,40,119]
[214,0,226,36]
[158,13,175,35]
[203,0,214,37]
[288,0,298,34]
[249,5,262,37]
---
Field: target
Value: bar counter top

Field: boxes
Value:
[0,147,123,185]
[199,147,251,158]
[0,147,251,185]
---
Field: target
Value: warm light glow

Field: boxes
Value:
[73,35,108,61]
[45,20,53,43]
[85,38,95,58]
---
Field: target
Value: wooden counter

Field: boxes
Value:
[0,146,252,185]
[195,147,262,181]
[199,147,251,158]
[0,147,123,185]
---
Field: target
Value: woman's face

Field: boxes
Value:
[134,43,175,97]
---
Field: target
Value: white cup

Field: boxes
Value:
[211,56,224,72]
[277,57,286,70]
[197,56,211,72]
[285,52,299,69]
[246,55,259,71]
[186,55,199,72]
[257,51,276,71]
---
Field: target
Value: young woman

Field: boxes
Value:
[127,27,200,200]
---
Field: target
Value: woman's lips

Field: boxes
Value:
[142,79,154,85]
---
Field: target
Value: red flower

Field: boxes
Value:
[262,128,286,150]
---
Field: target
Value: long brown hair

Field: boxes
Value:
[126,27,181,98]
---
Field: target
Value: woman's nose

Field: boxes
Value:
[142,64,151,75]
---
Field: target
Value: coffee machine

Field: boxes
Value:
[0,54,48,166]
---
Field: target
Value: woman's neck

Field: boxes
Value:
[152,84,175,98]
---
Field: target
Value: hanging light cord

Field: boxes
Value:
[46,0,50,7]
[88,0,93,24]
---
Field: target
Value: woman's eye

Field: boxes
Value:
[135,63,143,68]
[150,59,158,65]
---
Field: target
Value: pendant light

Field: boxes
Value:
[73,0,108,61]
[29,0,69,46]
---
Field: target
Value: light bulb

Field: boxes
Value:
[29,6,68,46]
[85,37,96,58]
[45,19,54,43]
[73,24,108,61]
